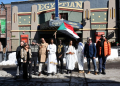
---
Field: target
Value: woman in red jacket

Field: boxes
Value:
[96,34,111,75]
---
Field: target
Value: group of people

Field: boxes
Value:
[15,34,111,79]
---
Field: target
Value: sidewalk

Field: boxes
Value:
[0,61,120,86]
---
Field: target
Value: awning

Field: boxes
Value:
[39,19,82,30]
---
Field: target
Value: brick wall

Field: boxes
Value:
[0,4,11,51]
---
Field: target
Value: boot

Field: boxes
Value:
[61,69,63,74]
[87,71,90,74]
[98,72,101,75]
[94,71,97,75]
[102,69,106,75]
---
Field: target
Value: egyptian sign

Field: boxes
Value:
[37,1,83,12]
[1,19,6,33]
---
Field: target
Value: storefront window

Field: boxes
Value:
[52,13,68,20]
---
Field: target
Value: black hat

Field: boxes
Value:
[32,40,36,43]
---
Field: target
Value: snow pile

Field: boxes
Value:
[0,48,119,65]
[0,52,17,65]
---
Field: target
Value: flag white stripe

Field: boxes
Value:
[66,28,79,38]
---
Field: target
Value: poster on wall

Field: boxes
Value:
[1,19,6,34]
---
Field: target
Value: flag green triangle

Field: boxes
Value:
[57,23,67,30]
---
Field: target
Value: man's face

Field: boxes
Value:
[88,38,92,43]
[20,42,24,46]
[51,39,54,44]
[41,38,45,43]
[101,35,105,39]
[32,42,35,45]
[59,40,62,44]
[69,41,72,45]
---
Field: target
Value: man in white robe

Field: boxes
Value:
[47,39,57,76]
[66,40,76,74]
[77,42,84,73]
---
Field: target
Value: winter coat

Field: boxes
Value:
[96,39,111,57]
[84,43,97,58]
[21,48,32,62]
[16,45,24,60]
[39,43,48,62]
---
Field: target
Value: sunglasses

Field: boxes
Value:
[89,39,92,40]
[102,36,105,37]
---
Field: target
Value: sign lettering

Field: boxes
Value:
[38,1,83,12]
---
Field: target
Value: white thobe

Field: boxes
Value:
[76,44,84,70]
[47,44,57,73]
[66,46,76,70]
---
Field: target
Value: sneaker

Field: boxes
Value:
[47,73,50,76]
[15,75,20,79]
[79,70,84,73]
[87,71,90,74]
[34,73,37,75]
[38,72,41,76]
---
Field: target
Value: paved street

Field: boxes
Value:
[0,60,120,86]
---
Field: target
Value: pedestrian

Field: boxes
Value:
[56,40,64,74]
[21,43,32,79]
[84,37,97,75]
[30,40,39,75]
[66,40,76,74]
[38,38,48,76]
[54,32,64,74]
[15,41,24,79]
[75,40,84,73]
[96,34,111,75]
[47,38,57,76]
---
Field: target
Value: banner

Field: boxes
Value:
[1,19,6,33]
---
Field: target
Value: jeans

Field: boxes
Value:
[16,58,22,76]
[98,56,107,72]
[31,56,37,73]
[87,57,97,72]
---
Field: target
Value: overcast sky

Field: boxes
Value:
[1,0,27,4]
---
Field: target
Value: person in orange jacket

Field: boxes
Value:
[96,34,111,75]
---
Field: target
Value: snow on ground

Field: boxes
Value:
[0,48,119,65]
[0,52,17,65]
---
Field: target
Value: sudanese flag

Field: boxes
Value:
[57,22,80,40]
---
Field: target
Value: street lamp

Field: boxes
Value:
[1,2,7,60]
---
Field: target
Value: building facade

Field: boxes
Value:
[0,4,11,52]
[11,0,118,51]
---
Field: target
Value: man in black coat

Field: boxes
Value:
[16,41,24,78]
[57,40,64,74]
